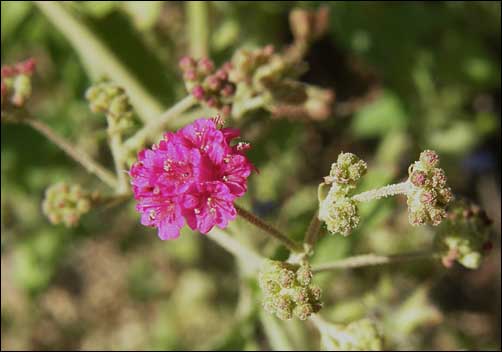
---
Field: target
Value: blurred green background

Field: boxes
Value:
[1,1,500,350]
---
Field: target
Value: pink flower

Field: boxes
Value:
[129,118,254,240]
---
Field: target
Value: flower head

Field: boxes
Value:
[129,117,253,240]
[406,150,452,226]
[259,260,322,320]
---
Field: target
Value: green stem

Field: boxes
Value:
[312,251,436,273]
[34,1,164,122]
[352,181,410,203]
[235,204,303,253]
[187,1,209,58]
[124,95,196,151]
[5,115,118,189]
[207,228,264,271]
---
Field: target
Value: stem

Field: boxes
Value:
[235,204,303,253]
[187,1,209,58]
[304,211,321,251]
[125,95,196,151]
[312,251,436,273]
[352,181,410,203]
[108,127,128,193]
[9,117,118,189]
[207,228,264,271]
[34,1,164,122]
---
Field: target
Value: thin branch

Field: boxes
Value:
[207,228,264,271]
[235,204,304,253]
[352,181,410,203]
[4,115,118,189]
[108,128,128,193]
[304,210,321,251]
[125,95,196,151]
[312,251,436,273]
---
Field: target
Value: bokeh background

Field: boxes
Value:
[1,1,500,350]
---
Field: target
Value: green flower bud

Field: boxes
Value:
[296,263,313,287]
[42,182,96,227]
[319,186,360,236]
[259,260,322,320]
[293,303,314,320]
[329,152,367,187]
[85,81,133,131]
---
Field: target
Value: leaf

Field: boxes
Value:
[351,91,409,138]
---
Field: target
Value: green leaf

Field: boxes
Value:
[352,91,409,138]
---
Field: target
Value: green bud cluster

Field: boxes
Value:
[318,153,367,236]
[229,45,334,120]
[406,150,453,226]
[320,318,383,351]
[434,200,493,269]
[42,182,96,227]
[85,81,133,132]
[259,260,322,320]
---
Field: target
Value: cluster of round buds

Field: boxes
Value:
[259,260,322,321]
[318,153,367,236]
[326,152,368,188]
[85,81,133,132]
[434,200,493,269]
[319,318,383,351]
[179,56,235,116]
[229,45,276,84]
[42,182,97,227]
[406,150,453,226]
[1,58,36,108]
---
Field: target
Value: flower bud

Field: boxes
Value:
[85,81,133,130]
[42,182,96,227]
[259,260,322,320]
[406,150,452,227]
[330,152,367,187]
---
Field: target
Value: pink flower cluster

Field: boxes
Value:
[129,118,254,240]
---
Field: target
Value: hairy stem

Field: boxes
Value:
[235,204,303,253]
[304,211,321,251]
[5,115,118,189]
[312,251,436,273]
[125,95,196,151]
[352,181,410,203]
[207,228,264,271]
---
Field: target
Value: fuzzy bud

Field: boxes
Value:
[259,260,322,321]
[406,150,452,227]
[42,183,96,227]
[85,81,133,132]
